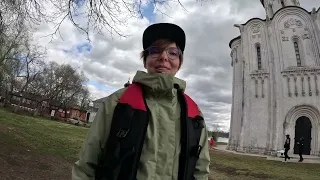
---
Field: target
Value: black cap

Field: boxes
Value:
[142,23,186,52]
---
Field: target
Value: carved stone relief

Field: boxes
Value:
[282,37,289,41]
[255,79,258,98]
[282,68,320,98]
[302,34,310,40]
[284,18,303,28]
[251,24,261,39]
[301,76,305,96]
[262,79,265,98]
[308,76,312,96]
[315,75,319,96]
[294,77,298,97]
[231,53,233,66]
[231,48,238,66]
[251,75,268,99]
[287,76,291,97]
[252,25,261,33]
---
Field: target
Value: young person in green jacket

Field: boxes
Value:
[72,23,211,180]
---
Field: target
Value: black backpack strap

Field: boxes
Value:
[175,84,204,180]
[95,83,150,180]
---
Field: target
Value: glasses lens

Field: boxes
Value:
[148,47,161,56]
[167,47,180,59]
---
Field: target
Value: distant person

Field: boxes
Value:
[72,23,210,180]
[209,136,215,149]
[283,134,291,162]
[297,136,304,162]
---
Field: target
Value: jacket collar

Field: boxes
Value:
[132,71,186,98]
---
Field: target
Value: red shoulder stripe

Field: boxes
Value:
[119,83,147,111]
[184,94,201,118]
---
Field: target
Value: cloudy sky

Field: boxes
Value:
[31,0,318,131]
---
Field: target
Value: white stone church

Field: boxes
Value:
[228,0,320,156]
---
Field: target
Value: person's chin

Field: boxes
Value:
[155,69,171,73]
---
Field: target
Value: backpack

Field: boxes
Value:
[95,83,204,180]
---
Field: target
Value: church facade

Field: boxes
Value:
[228,0,320,156]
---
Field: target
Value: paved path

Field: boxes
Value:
[213,145,320,164]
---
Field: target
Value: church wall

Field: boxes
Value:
[229,39,243,149]
[232,20,272,153]
[230,26,252,152]
[247,20,270,151]
[272,8,319,69]
[267,8,318,150]
[247,76,270,150]
[317,10,320,31]
[314,9,320,65]
[279,72,320,152]
[229,2,320,156]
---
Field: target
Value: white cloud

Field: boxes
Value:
[29,0,318,132]
[86,84,111,100]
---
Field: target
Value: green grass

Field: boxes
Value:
[1,108,320,180]
[0,108,88,161]
[211,150,320,180]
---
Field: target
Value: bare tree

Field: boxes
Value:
[0,20,30,107]
[29,62,89,115]
[1,0,186,40]
[10,42,46,112]
[77,87,91,111]
[212,123,222,132]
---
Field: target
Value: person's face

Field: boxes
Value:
[144,42,181,76]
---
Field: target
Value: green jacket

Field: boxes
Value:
[72,71,211,180]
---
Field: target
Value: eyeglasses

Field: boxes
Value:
[145,46,181,60]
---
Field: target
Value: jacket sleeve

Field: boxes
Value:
[71,89,124,180]
[194,114,211,180]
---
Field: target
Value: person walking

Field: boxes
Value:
[297,136,304,162]
[283,134,291,162]
[72,23,211,180]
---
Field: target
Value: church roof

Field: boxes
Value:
[229,6,320,48]
[229,36,241,48]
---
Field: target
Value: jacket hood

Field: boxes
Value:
[132,71,186,94]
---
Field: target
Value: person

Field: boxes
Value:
[297,136,304,162]
[72,23,211,180]
[209,136,215,149]
[283,134,291,162]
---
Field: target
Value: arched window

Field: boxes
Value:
[256,45,262,70]
[294,42,302,66]
[281,0,285,7]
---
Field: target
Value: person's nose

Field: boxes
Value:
[158,50,169,61]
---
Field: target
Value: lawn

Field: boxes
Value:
[211,149,320,180]
[1,108,320,180]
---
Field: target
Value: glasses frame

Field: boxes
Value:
[145,46,182,60]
